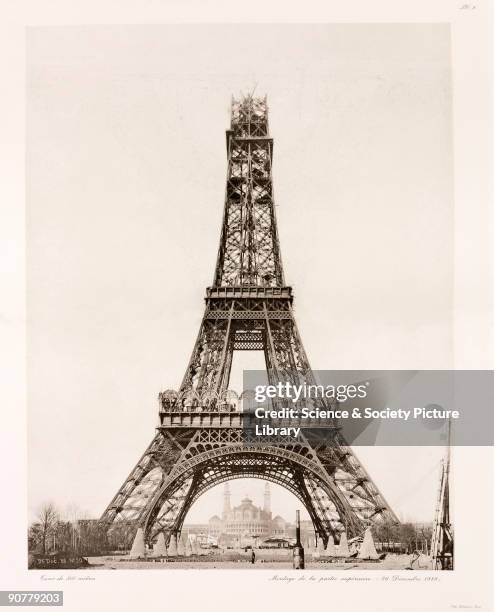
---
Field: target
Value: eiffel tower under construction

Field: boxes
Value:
[100,94,398,554]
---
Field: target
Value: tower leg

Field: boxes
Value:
[167,533,178,557]
[129,527,145,559]
[154,531,166,557]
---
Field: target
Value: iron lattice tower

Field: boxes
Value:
[100,95,397,550]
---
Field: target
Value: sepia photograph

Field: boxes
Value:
[27,23,453,571]
[1,3,493,611]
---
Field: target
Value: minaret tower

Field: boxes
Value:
[222,482,231,520]
[264,482,271,517]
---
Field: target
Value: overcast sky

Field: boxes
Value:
[27,24,452,524]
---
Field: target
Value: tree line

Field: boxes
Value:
[28,502,136,556]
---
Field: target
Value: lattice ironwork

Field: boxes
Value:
[100,94,397,550]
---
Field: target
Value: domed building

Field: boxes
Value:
[207,483,288,547]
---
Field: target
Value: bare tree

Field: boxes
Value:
[28,523,42,553]
[63,503,84,552]
[36,502,59,554]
